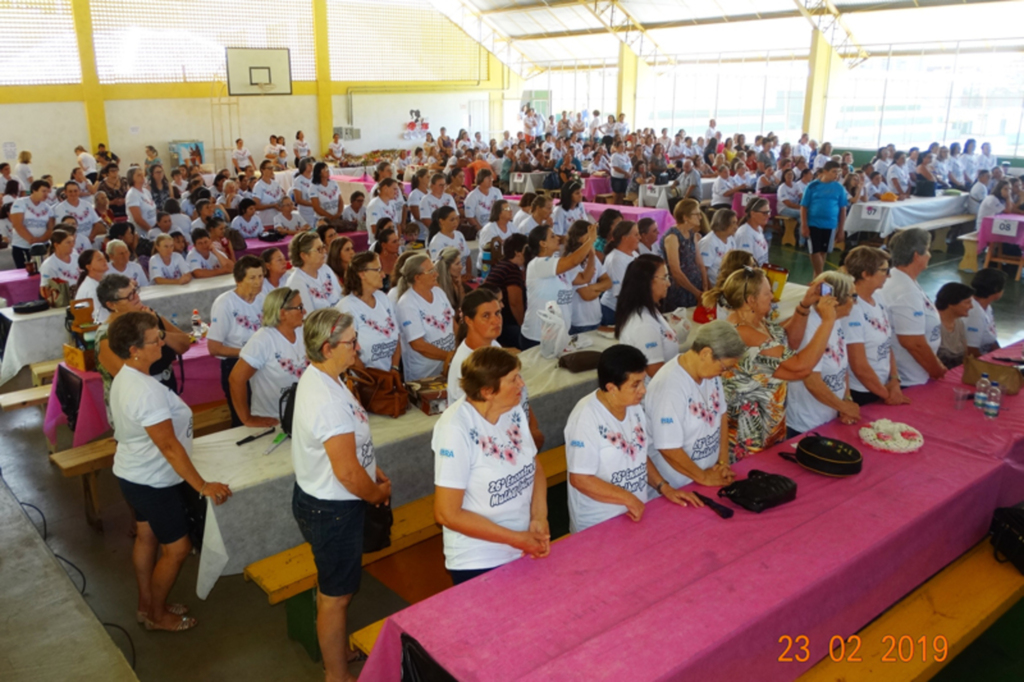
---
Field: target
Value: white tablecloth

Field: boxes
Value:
[639,179,714,209]
[844,194,969,238]
[192,284,806,597]
[510,172,549,194]
[0,274,235,386]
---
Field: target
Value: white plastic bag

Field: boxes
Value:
[537,301,572,359]
[664,307,692,345]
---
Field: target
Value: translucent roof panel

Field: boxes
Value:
[649,17,813,56]
[518,33,622,65]
[500,5,605,38]
[843,3,1024,45]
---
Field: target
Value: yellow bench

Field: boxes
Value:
[958,231,979,273]
[894,213,975,254]
[0,385,51,411]
[245,446,568,661]
[30,359,62,386]
[799,539,1024,681]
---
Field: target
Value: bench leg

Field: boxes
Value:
[286,588,322,663]
[82,471,103,532]
[959,240,978,273]
[930,226,949,253]
[782,219,797,247]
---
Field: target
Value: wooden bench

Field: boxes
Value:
[47,402,234,531]
[799,539,1024,681]
[781,218,798,247]
[958,231,979,273]
[30,359,62,386]
[594,193,615,204]
[246,446,569,661]
[893,213,975,254]
[0,385,51,411]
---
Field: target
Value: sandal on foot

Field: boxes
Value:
[348,649,369,663]
[136,603,188,623]
[143,615,197,632]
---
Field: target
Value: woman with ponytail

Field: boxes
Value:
[435,246,466,312]
[598,220,640,326]
[75,248,111,323]
[427,205,471,275]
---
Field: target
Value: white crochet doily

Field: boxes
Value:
[858,419,924,453]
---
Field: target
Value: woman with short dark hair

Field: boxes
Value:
[615,254,677,377]
[483,233,528,347]
[935,282,975,369]
[109,311,232,632]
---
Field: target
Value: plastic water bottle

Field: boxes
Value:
[480,248,491,279]
[984,382,1002,420]
[170,313,179,331]
[975,373,990,409]
[191,309,203,337]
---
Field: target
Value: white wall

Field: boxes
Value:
[0,102,89,182]
[334,92,491,154]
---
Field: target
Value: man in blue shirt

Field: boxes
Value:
[800,160,849,277]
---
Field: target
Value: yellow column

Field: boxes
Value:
[802,29,841,142]
[616,42,638,124]
[313,0,334,155]
[70,0,108,149]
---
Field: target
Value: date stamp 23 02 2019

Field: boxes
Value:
[778,634,949,664]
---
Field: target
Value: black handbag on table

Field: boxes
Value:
[718,470,797,513]
[780,434,862,477]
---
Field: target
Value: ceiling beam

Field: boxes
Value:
[508,10,799,40]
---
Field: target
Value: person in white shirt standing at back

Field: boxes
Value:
[231,138,255,174]
[9,179,55,269]
[252,160,285,227]
[56,180,104,246]
[609,141,632,204]
[293,131,311,167]
[325,133,345,165]
[882,228,946,388]
[75,145,99,183]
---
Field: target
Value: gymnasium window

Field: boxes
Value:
[0,0,81,85]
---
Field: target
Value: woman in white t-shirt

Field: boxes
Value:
[776,169,803,219]
[732,196,770,267]
[697,208,738,286]
[786,271,860,437]
[405,169,431,241]
[599,220,641,326]
[433,346,549,584]
[229,287,308,427]
[551,180,589,238]
[564,221,611,334]
[463,169,503,233]
[516,195,553,237]
[566,344,697,533]
[272,196,309,235]
[337,252,402,373]
[520,223,598,348]
[881,228,946,387]
[108,312,231,632]
[395,253,457,381]
[75,249,110,323]
[976,180,1018,232]
[427,205,472,274]
[148,234,193,285]
[310,162,344,227]
[477,199,516,273]
[365,179,401,239]
[9,180,55,267]
[125,168,157,234]
[290,158,318,227]
[615,254,679,377]
[293,131,311,165]
[290,308,391,680]
[230,198,264,239]
[843,246,909,407]
[645,320,744,490]
[39,229,80,303]
[207,255,267,426]
[231,138,255,173]
[252,161,285,227]
[285,231,342,312]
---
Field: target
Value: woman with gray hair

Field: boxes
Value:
[395,252,456,381]
[644,320,746,489]
[108,312,232,633]
[229,287,308,428]
[881,228,946,387]
[106,237,149,287]
[786,271,860,437]
[290,308,391,681]
[285,230,342,312]
[435,246,466,311]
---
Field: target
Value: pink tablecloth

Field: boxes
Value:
[44,338,223,448]
[978,213,1024,252]
[360,374,1024,680]
[237,230,368,261]
[732,191,779,220]
[582,201,674,236]
[582,176,611,201]
[0,268,41,306]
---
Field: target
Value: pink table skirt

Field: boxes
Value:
[978,213,1024,252]
[732,191,779,220]
[0,268,41,306]
[582,176,611,201]
[44,339,223,448]
[238,231,368,262]
[360,371,1024,680]
[582,201,674,236]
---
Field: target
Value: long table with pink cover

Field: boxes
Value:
[360,343,1024,681]
[978,213,1024,253]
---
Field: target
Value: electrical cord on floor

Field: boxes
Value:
[54,554,86,595]
[102,622,137,670]
[19,502,46,540]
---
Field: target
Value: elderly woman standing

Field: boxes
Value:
[434,346,550,585]
[338,251,401,373]
[395,252,456,381]
[786,272,861,437]
[207,256,267,426]
[108,312,232,632]
[712,267,838,460]
[882,228,946,387]
[229,287,308,428]
[286,230,342,312]
[645,321,745,489]
[843,246,908,407]
[291,308,391,681]
[566,344,698,534]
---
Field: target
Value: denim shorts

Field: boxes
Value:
[117,477,191,545]
[292,484,365,597]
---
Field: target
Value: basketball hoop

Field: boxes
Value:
[255,82,277,94]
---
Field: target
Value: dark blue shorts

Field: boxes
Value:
[117,477,192,545]
[610,177,628,194]
[292,484,365,597]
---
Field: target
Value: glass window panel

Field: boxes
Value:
[0,0,81,85]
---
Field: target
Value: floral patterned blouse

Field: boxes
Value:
[722,319,793,461]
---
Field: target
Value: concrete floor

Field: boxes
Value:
[1,235,1022,681]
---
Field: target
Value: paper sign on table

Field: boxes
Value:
[993,218,1020,238]
[862,205,884,221]
[513,173,524,182]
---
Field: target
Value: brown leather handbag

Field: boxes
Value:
[347,367,409,418]
[962,356,1022,396]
